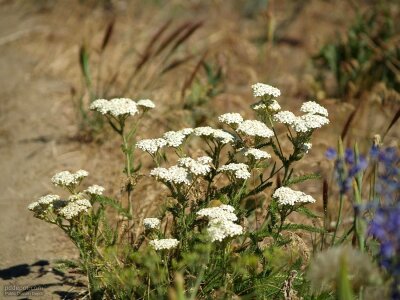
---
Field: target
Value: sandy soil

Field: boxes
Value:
[0,1,398,299]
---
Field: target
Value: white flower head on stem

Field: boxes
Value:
[300,101,328,117]
[137,99,155,110]
[178,156,212,176]
[218,113,243,126]
[136,138,167,155]
[197,205,243,242]
[274,111,297,125]
[252,83,281,98]
[51,170,89,188]
[197,205,238,222]
[143,218,161,230]
[292,114,329,133]
[207,219,244,242]
[90,98,138,117]
[163,130,189,148]
[243,148,271,160]
[38,194,60,206]
[149,238,179,250]
[272,186,316,206]
[150,166,191,185]
[237,120,274,138]
[85,185,105,195]
[218,163,251,180]
[58,201,91,220]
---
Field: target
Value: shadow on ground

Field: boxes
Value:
[0,260,85,299]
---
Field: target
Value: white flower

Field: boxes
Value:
[89,99,109,114]
[68,193,86,202]
[59,201,91,220]
[252,83,281,98]
[149,238,179,250]
[136,138,167,154]
[302,143,312,153]
[143,218,161,229]
[197,205,243,242]
[212,129,235,144]
[274,111,297,125]
[237,120,274,138]
[180,128,194,135]
[292,114,329,133]
[137,99,155,109]
[197,156,213,165]
[268,100,281,112]
[272,186,316,206]
[194,127,235,144]
[197,205,238,222]
[51,170,89,187]
[75,169,89,179]
[28,201,40,211]
[150,166,191,185]
[38,194,60,205]
[244,148,271,160]
[90,98,138,117]
[194,126,215,137]
[218,113,243,125]
[300,101,328,117]
[163,130,188,148]
[207,219,244,242]
[75,199,92,208]
[252,102,266,111]
[178,156,212,176]
[85,185,105,195]
[218,163,251,180]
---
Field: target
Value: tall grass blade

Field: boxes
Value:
[383,107,400,139]
[101,19,115,52]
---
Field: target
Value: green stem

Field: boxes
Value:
[332,193,344,246]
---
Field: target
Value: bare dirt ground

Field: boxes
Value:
[0,1,398,299]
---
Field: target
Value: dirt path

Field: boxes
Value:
[0,2,87,298]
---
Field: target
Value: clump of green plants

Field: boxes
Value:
[30,82,334,299]
[313,2,400,99]
[73,19,203,140]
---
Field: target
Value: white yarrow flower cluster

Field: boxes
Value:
[150,166,191,185]
[59,200,91,220]
[143,218,161,229]
[137,99,155,109]
[252,83,281,98]
[51,170,89,187]
[178,156,213,176]
[38,194,60,205]
[197,205,243,242]
[136,138,167,155]
[237,120,274,138]
[292,114,330,133]
[300,101,328,117]
[268,100,281,112]
[149,239,179,250]
[194,127,235,144]
[273,101,329,133]
[218,113,243,125]
[163,128,193,148]
[244,148,271,160]
[272,186,316,206]
[197,205,238,222]
[90,98,139,117]
[85,185,105,195]
[218,163,251,180]
[274,111,297,125]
